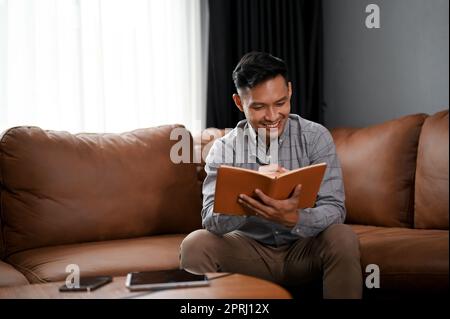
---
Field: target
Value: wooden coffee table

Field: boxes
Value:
[0,273,292,299]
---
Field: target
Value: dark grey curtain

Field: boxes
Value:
[206,0,324,129]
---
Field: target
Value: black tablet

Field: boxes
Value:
[125,269,209,291]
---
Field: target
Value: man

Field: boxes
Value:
[180,52,363,299]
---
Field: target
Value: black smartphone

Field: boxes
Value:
[59,275,112,292]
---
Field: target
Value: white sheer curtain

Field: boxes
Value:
[0,0,207,134]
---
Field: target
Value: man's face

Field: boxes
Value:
[233,75,292,139]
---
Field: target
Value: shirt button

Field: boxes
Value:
[275,231,279,235]
[296,229,300,233]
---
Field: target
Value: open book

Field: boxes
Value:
[213,163,327,215]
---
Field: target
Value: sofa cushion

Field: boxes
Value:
[332,113,427,227]
[0,125,202,257]
[415,110,449,230]
[0,260,29,287]
[350,225,449,292]
[6,234,185,284]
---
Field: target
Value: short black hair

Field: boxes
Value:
[232,51,288,91]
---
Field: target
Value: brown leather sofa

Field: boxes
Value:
[196,110,449,298]
[0,110,448,298]
[0,125,203,285]
[333,110,448,297]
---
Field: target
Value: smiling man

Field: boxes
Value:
[180,52,363,299]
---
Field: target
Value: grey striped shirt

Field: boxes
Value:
[202,114,346,246]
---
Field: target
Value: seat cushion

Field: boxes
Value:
[0,260,29,287]
[6,234,186,284]
[350,225,449,292]
[0,125,202,257]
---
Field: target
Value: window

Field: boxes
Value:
[0,0,208,134]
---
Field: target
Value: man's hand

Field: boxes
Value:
[237,184,302,227]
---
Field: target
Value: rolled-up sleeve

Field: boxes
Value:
[201,140,247,235]
[291,127,346,238]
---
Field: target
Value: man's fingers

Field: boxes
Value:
[239,194,272,215]
[290,184,302,199]
[238,199,261,215]
[278,166,289,173]
[240,194,270,213]
[238,197,269,217]
[254,189,276,207]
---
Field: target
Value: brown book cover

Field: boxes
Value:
[213,163,327,215]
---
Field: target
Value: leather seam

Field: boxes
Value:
[0,190,5,260]
[406,163,416,228]
[408,116,427,228]
[0,131,7,260]
[0,127,29,259]
[7,260,47,284]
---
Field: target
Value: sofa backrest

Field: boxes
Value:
[0,125,202,257]
[196,112,448,230]
[414,110,449,230]
[331,113,427,228]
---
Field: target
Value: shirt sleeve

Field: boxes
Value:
[291,126,346,238]
[201,139,248,235]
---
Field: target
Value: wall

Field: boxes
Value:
[322,0,449,128]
